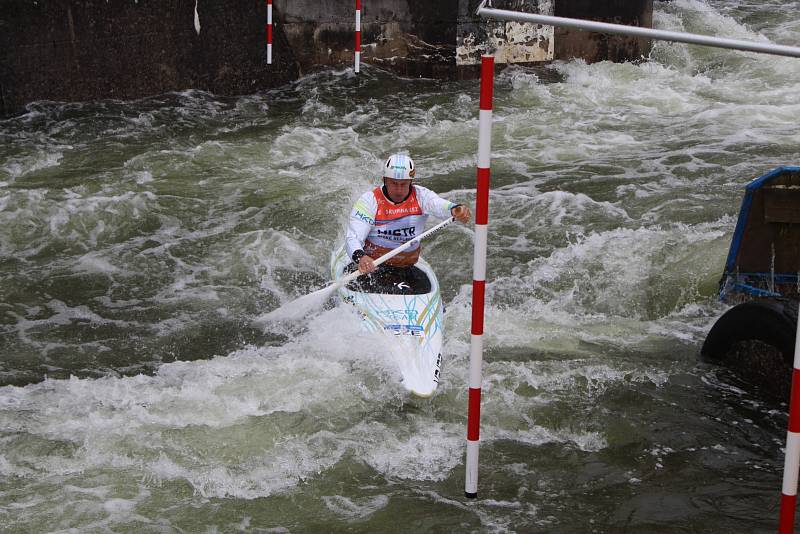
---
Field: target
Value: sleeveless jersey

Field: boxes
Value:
[363,186,428,266]
[345,184,457,268]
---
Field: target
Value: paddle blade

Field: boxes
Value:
[254,284,338,324]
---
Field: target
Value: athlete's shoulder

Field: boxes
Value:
[413,184,446,201]
[361,188,380,201]
[412,184,436,196]
[351,189,378,223]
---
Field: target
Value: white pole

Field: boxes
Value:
[475,1,800,59]
[355,0,361,73]
[465,54,493,499]
[780,309,800,533]
[266,0,273,64]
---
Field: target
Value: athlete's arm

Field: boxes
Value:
[415,185,471,223]
[345,192,378,272]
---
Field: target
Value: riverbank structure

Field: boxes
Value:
[0,0,652,116]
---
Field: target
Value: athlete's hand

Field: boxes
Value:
[358,255,376,274]
[451,205,471,224]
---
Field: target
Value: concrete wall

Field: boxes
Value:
[0,0,298,116]
[277,0,462,78]
[0,0,653,116]
[555,0,653,63]
[457,0,554,66]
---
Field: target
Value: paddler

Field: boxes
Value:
[345,153,471,292]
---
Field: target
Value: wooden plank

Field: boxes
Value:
[764,188,800,224]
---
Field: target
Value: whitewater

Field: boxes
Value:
[1,0,799,531]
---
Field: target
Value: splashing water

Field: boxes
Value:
[1,1,799,531]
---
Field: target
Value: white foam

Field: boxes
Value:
[270,126,356,169]
[1,150,64,181]
[0,309,415,499]
[672,0,770,43]
[102,498,137,513]
[357,421,464,482]
[230,228,329,300]
[529,190,630,226]
[73,252,122,275]
[322,494,390,519]
[145,430,352,499]
[1,1,797,528]
[474,217,731,325]
[492,425,608,452]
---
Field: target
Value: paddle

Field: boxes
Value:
[256,216,456,323]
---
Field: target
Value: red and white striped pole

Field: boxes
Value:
[266,0,273,64]
[465,54,494,499]
[354,0,361,73]
[779,309,800,533]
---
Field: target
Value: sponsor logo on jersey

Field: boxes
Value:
[353,210,374,224]
[376,226,416,237]
[381,206,419,216]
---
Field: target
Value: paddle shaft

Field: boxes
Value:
[257,216,457,323]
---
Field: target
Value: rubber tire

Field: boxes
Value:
[702,300,798,363]
[701,299,798,400]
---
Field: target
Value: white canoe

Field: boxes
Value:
[330,246,444,397]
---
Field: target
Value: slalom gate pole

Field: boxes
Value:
[266,0,273,64]
[779,309,800,533]
[355,0,361,73]
[465,54,493,499]
[471,0,800,519]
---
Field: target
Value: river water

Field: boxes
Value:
[2,0,799,532]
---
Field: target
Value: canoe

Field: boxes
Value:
[330,246,444,397]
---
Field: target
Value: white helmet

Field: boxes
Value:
[383,153,416,180]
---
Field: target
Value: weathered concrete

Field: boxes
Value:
[457,0,554,66]
[278,0,462,78]
[0,0,653,116]
[554,0,653,63]
[0,0,298,116]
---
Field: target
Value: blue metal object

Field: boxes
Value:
[720,166,800,301]
[721,279,783,300]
